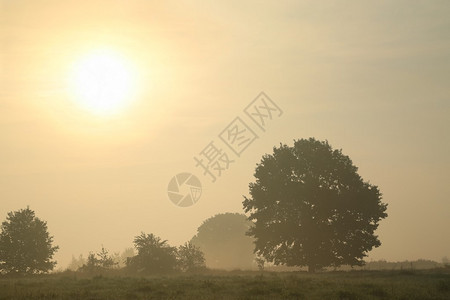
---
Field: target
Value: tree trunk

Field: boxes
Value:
[308,264,316,273]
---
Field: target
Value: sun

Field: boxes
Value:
[68,49,137,115]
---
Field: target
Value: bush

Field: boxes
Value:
[79,247,117,273]
[126,232,178,274]
[177,242,206,272]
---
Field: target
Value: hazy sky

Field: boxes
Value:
[1,0,449,269]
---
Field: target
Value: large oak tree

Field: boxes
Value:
[243,138,387,272]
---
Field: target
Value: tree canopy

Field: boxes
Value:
[190,213,255,270]
[126,232,178,274]
[177,242,206,272]
[0,207,59,274]
[243,138,388,272]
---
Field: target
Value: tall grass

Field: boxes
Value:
[0,269,448,299]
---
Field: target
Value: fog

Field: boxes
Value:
[1,0,449,270]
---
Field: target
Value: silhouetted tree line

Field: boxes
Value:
[72,235,206,275]
[65,212,256,275]
[354,259,445,271]
[0,138,400,275]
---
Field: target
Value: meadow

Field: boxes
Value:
[0,269,449,300]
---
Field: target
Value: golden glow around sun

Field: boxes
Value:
[68,49,137,115]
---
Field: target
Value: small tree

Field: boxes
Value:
[127,232,178,274]
[0,207,59,274]
[79,252,101,273]
[79,246,117,273]
[177,242,206,272]
[96,246,116,269]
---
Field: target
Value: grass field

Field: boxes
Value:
[0,269,449,299]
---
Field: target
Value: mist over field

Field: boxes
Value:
[1,1,449,299]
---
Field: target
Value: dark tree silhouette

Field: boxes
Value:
[126,232,178,274]
[190,213,255,270]
[243,138,388,273]
[177,242,206,272]
[79,246,116,273]
[0,207,59,274]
